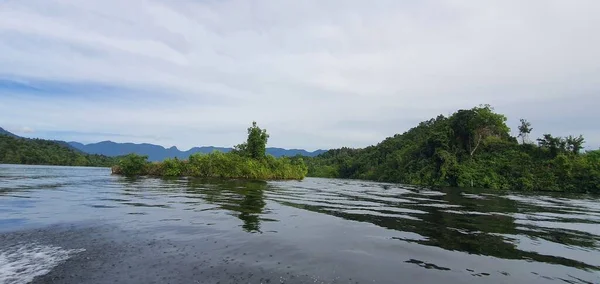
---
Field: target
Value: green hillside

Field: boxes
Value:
[307,105,600,193]
[0,133,116,167]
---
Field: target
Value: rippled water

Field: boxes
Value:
[1,164,599,283]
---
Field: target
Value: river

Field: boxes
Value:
[1,164,599,283]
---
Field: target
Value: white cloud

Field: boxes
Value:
[19,126,35,133]
[0,0,599,150]
[8,126,36,134]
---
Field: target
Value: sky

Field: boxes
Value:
[0,0,599,151]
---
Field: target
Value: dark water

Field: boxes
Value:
[1,165,599,284]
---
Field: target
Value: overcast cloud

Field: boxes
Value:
[0,0,599,151]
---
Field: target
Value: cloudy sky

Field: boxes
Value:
[0,0,599,151]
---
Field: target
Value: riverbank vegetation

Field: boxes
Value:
[307,105,600,193]
[112,122,308,180]
[0,134,116,167]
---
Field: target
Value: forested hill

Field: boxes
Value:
[307,105,600,193]
[0,127,17,138]
[0,130,116,167]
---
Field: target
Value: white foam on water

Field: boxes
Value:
[0,243,85,284]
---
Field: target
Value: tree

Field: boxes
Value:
[517,119,533,144]
[450,105,510,157]
[565,135,585,154]
[234,122,269,159]
[537,134,566,157]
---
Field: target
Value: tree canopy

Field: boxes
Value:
[233,121,270,159]
[449,105,511,157]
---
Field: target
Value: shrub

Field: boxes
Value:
[161,158,184,176]
[114,154,149,176]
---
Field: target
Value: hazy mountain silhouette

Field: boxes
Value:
[69,141,326,161]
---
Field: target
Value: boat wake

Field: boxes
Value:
[0,243,85,284]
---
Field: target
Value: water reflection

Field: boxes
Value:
[267,180,600,271]
[113,176,600,271]
[118,176,600,271]
[186,179,268,233]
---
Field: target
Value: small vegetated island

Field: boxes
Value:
[307,105,600,193]
[112,122,308,180]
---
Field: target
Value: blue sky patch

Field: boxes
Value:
[0,77,131,98]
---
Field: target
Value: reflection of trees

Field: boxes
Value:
[237,185,266,232]
[278,186,598,270]
[117,176,145,195]
[120,176,598,270]
[186,179,267,233]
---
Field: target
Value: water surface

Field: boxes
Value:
[1,165,599,283]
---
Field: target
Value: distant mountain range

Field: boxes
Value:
[68,141,326,161]
[0,126,326,161]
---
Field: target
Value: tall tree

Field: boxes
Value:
[565,135,585,154]
[537,134,566,157]
[517,119,533,144]
[450,105,510,157]
[234,122,269,159]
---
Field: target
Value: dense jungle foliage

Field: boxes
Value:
[307,105,600,193]
[113,122,308,180]
[0,134,116,167]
